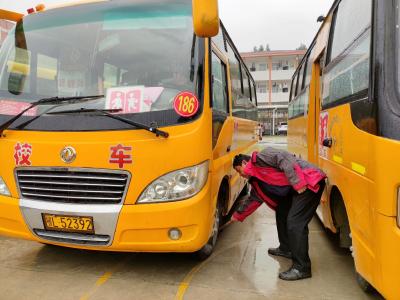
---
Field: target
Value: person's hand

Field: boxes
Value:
[297,187,307,194]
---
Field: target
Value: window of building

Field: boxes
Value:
[282,83,289,93]
[257,82,267,93]
[259,63,267,71]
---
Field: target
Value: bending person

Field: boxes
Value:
[231,148,326,281]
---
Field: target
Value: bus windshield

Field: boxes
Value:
[0,0,203,131]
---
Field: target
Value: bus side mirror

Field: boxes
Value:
[192,0,219,37]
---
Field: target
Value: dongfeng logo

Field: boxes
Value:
[60,146,76,164]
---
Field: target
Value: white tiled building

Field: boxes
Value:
[241,50,306,134]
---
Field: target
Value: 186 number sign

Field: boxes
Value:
[173,91,199,117]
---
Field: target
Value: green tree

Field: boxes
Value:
[296,43,307,50]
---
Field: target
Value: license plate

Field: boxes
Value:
[42,214,94,234]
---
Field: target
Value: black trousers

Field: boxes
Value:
[275,181,325,271]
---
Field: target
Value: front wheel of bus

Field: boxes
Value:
[195,203,222,261]
[356,272,375,293]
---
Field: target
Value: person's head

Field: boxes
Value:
[233,154,251,178]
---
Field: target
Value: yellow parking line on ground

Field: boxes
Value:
[175,239,251,300]
[175,262,207,300]
[79,256,131,300]
[80,272,113,300]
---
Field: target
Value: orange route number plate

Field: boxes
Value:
[42,214,94,234]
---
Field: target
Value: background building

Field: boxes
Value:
[0,20,13,47]
[241,50,306,135]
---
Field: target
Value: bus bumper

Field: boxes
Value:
[375,213,400,299]
[0,180,214,253]
[0,195,33,240]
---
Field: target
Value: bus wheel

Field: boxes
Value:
[194,202,222,261]
[356,272,375,293]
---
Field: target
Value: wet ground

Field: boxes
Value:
[0,137,383,300]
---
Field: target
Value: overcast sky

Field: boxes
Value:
[1,0,334,51]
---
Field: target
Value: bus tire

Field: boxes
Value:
[356,272,375,293]
[331,189,352,248]
[331,189,375,294]
[194,201,222,261]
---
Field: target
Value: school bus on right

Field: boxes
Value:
[288,0,400,298]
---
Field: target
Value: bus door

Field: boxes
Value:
[308,53,324,166]
[312,51,336,224]
[210,46,233,213]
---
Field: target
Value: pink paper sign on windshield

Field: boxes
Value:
[0,100,37,116]
[105,86,164,114]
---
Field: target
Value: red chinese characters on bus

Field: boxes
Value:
[14,142,32,166]
[109,144,132,168]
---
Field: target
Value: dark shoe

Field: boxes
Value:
[268,247,292,259]
[279,267,312,281]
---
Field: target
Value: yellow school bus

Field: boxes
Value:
[0,0,258,259]
[288,0,400,298]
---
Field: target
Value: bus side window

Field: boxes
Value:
[211,51,229,148]
[242,70,251,102]
[323,0,372,107]
[252,79,257,105]
[211,52,228,113]
[226,43,241,114]
[293,71,299,98]
[297,63,306,94]
[289,75,295,102]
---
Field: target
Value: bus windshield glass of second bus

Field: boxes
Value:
[0,0,203,131]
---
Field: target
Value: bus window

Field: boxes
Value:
[242,70,251,101]
[304,47,314,88]
[289,76,295,102]
[37,54,58,96]
[211,52,228,113]
[323,0,372,107]
[103,63,118,89]
[227,43,242,108]
[292,71,299,97]
[1,47,32,95]
[328,0,372,64]
[212,26,226,52]
[252,80,257,104]
[297,63,306,93]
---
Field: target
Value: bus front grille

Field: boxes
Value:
[16,168,130,204]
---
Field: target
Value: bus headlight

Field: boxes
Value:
[0,177,10,196]
[137,161,209,203]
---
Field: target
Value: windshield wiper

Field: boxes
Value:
[0,95,104,137]
[48,108,170,138]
